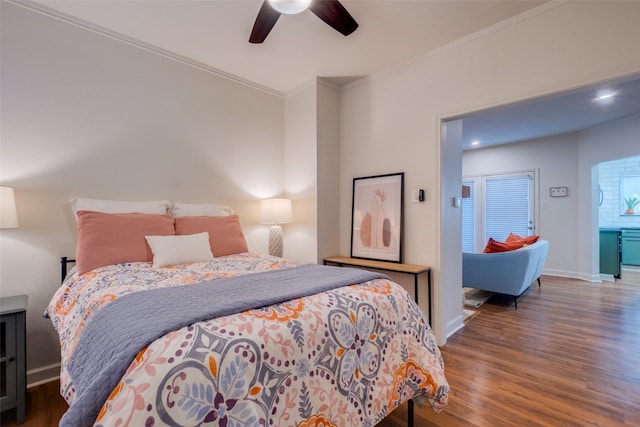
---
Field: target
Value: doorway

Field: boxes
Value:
[443,73,640,289]
[598,154,640,283]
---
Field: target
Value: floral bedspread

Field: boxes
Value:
[47,253,449,426]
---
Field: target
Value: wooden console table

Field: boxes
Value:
[323,256,432,326]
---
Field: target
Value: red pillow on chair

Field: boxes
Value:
[482,237,525,253]
[505,233,540,246]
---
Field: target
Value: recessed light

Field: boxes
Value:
[594,90,617,103]
[471,140,480,146]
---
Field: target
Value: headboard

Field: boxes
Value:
[60,256,76,284]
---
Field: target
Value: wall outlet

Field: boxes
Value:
[550,186,568,197]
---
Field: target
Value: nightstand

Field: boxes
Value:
[0,295,27,424]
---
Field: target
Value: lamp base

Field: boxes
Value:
[268,225,284,257]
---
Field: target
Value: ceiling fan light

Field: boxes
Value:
[268,0,312,15]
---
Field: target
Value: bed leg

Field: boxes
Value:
[408,399,414,427]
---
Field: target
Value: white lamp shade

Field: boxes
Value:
[0,186,18,229]
[260,198,292,225]
[268,0,312,15]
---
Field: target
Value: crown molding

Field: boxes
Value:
[8,0,285,98]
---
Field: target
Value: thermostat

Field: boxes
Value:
[550,186,568,197]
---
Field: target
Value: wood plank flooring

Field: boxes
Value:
[380,275,640,426]
[2,275,639,426]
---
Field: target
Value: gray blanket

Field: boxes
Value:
[62,263,388,427]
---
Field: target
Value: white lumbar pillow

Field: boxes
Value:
[145,232,214,267]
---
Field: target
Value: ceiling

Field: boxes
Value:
[459,73,640,150]
[16,0,640,149]
[25,0,545,94]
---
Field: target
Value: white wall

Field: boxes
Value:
[316,81,342,262]
[0,2,285,381]
[440,120,464,336]
[340,1,640,344]
[282,79,342,264]
[283,83,318,263]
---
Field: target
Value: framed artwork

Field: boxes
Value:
[351,172,404,262]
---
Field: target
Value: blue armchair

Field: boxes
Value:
[462,240,549,308]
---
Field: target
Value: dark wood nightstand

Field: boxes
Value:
[0,295,27,424]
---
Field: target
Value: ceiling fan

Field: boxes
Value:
[250,0,359,44]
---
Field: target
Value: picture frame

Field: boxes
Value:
[350,172,404,262]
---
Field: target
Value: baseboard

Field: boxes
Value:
[542,269,601,283]
[446,314,465,341]
[27,363,60,388]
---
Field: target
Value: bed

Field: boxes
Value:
[46,199,449,427]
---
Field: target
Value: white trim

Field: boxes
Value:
[27,363,61,389]
[446,315,465,341]
[7,0,284,98]
[600,273,617,282]
[285,78,320,98]
[542,269,602,283]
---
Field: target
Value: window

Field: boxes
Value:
[463,171,536,252]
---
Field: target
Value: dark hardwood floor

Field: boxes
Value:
[1,380,67,427]
[381,274,640,426]
[3,274,639,426]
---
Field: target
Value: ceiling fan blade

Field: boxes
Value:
[310,0,358,37]
[249,1,281,44]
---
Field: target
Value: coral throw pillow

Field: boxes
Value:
[482,237,525,253]
[505,232,540,246]
[175,215,249,257]
[76,211,175,275]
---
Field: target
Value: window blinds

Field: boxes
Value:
[484,174,533,242]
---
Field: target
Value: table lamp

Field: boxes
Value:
[260,198,292,257]
[0,186,18,229]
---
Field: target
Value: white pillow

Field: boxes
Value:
[145,232,214,268]
[171,202,233,217]
[71,198,171,220]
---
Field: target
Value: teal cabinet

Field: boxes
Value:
[600,230,621,277]
[621,229,640,266]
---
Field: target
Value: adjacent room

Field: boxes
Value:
[1,0,639,425]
